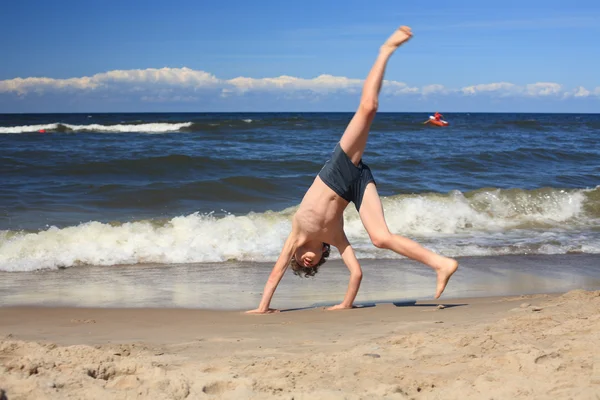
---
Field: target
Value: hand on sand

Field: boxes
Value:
[326,304,354,311]
[381,26,413,52]
[246,308,279,314]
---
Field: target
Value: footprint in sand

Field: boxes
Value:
[202,381,236,395]
[202,366,223,374]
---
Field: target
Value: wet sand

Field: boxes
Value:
[1,254,599,309]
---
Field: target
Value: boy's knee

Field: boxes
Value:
[370,233,391,249]
[359,100,378,115]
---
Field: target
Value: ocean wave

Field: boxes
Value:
[1,186,599,272]
[0,119,263,134]
[0,122,193,134]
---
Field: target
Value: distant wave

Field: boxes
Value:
[0,122,193,134]
[1,186,599,272]
[0,119,261,134]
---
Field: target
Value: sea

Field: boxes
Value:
[1,112,599,309]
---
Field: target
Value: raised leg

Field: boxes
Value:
[358,183,458,299]
[339,26,413,165]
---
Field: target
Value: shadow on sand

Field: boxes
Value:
[281,300,468,313]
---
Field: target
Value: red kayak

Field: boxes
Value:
[427,119,449,127]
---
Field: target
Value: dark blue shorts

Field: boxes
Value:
[318,143,376,211]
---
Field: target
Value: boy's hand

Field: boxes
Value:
[326,304,354,311]
[246,308,279,314]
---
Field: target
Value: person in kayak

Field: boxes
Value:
[247,25,458,314]
[425,112,448,126]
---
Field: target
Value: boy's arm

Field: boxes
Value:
[246,232,296,314]
[329,237,363,310]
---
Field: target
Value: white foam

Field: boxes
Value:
[0,122,193,134]
[0,213,293,272]
[63,122,193,133]
[0,123,59,133]
[1,188,598,272]
[342,189,590,240]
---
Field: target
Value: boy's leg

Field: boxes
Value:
[358,183,458,299]
[339,26,413,165]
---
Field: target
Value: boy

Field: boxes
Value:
[247,26,458,314]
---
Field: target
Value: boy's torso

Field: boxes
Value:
[294,176,348,245]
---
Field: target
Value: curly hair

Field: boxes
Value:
[289,243,331,278]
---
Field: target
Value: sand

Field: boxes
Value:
[1,290,599,399]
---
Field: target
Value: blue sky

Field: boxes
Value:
[1,0,599,112]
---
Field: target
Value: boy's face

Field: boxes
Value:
[295,245,324,268]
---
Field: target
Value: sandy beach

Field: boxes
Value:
[1,289,599,399]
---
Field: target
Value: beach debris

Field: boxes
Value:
[531,306,543,312]
[363,353,381,358]
[436,305,446,310]
[70,319,96,324]
[435,321,444,324]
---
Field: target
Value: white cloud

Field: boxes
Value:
[227,74,364,94]
[459,81,598,99]
[0,67,218,95]
[0,68,598,102]
[0,76,100,95]
[421,84,447,95]
[383,80,419,95]
[461,82,519,96]
[0,69,416,98]
[563,86,591,98]
[525,82,562,97]
[573,86,591,98]
[94,68,219,86]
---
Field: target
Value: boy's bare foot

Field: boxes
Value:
[381,26,413,52]
[246,308,279,314]
[434,257,458,299]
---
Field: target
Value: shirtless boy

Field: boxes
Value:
[248,26,458,314]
